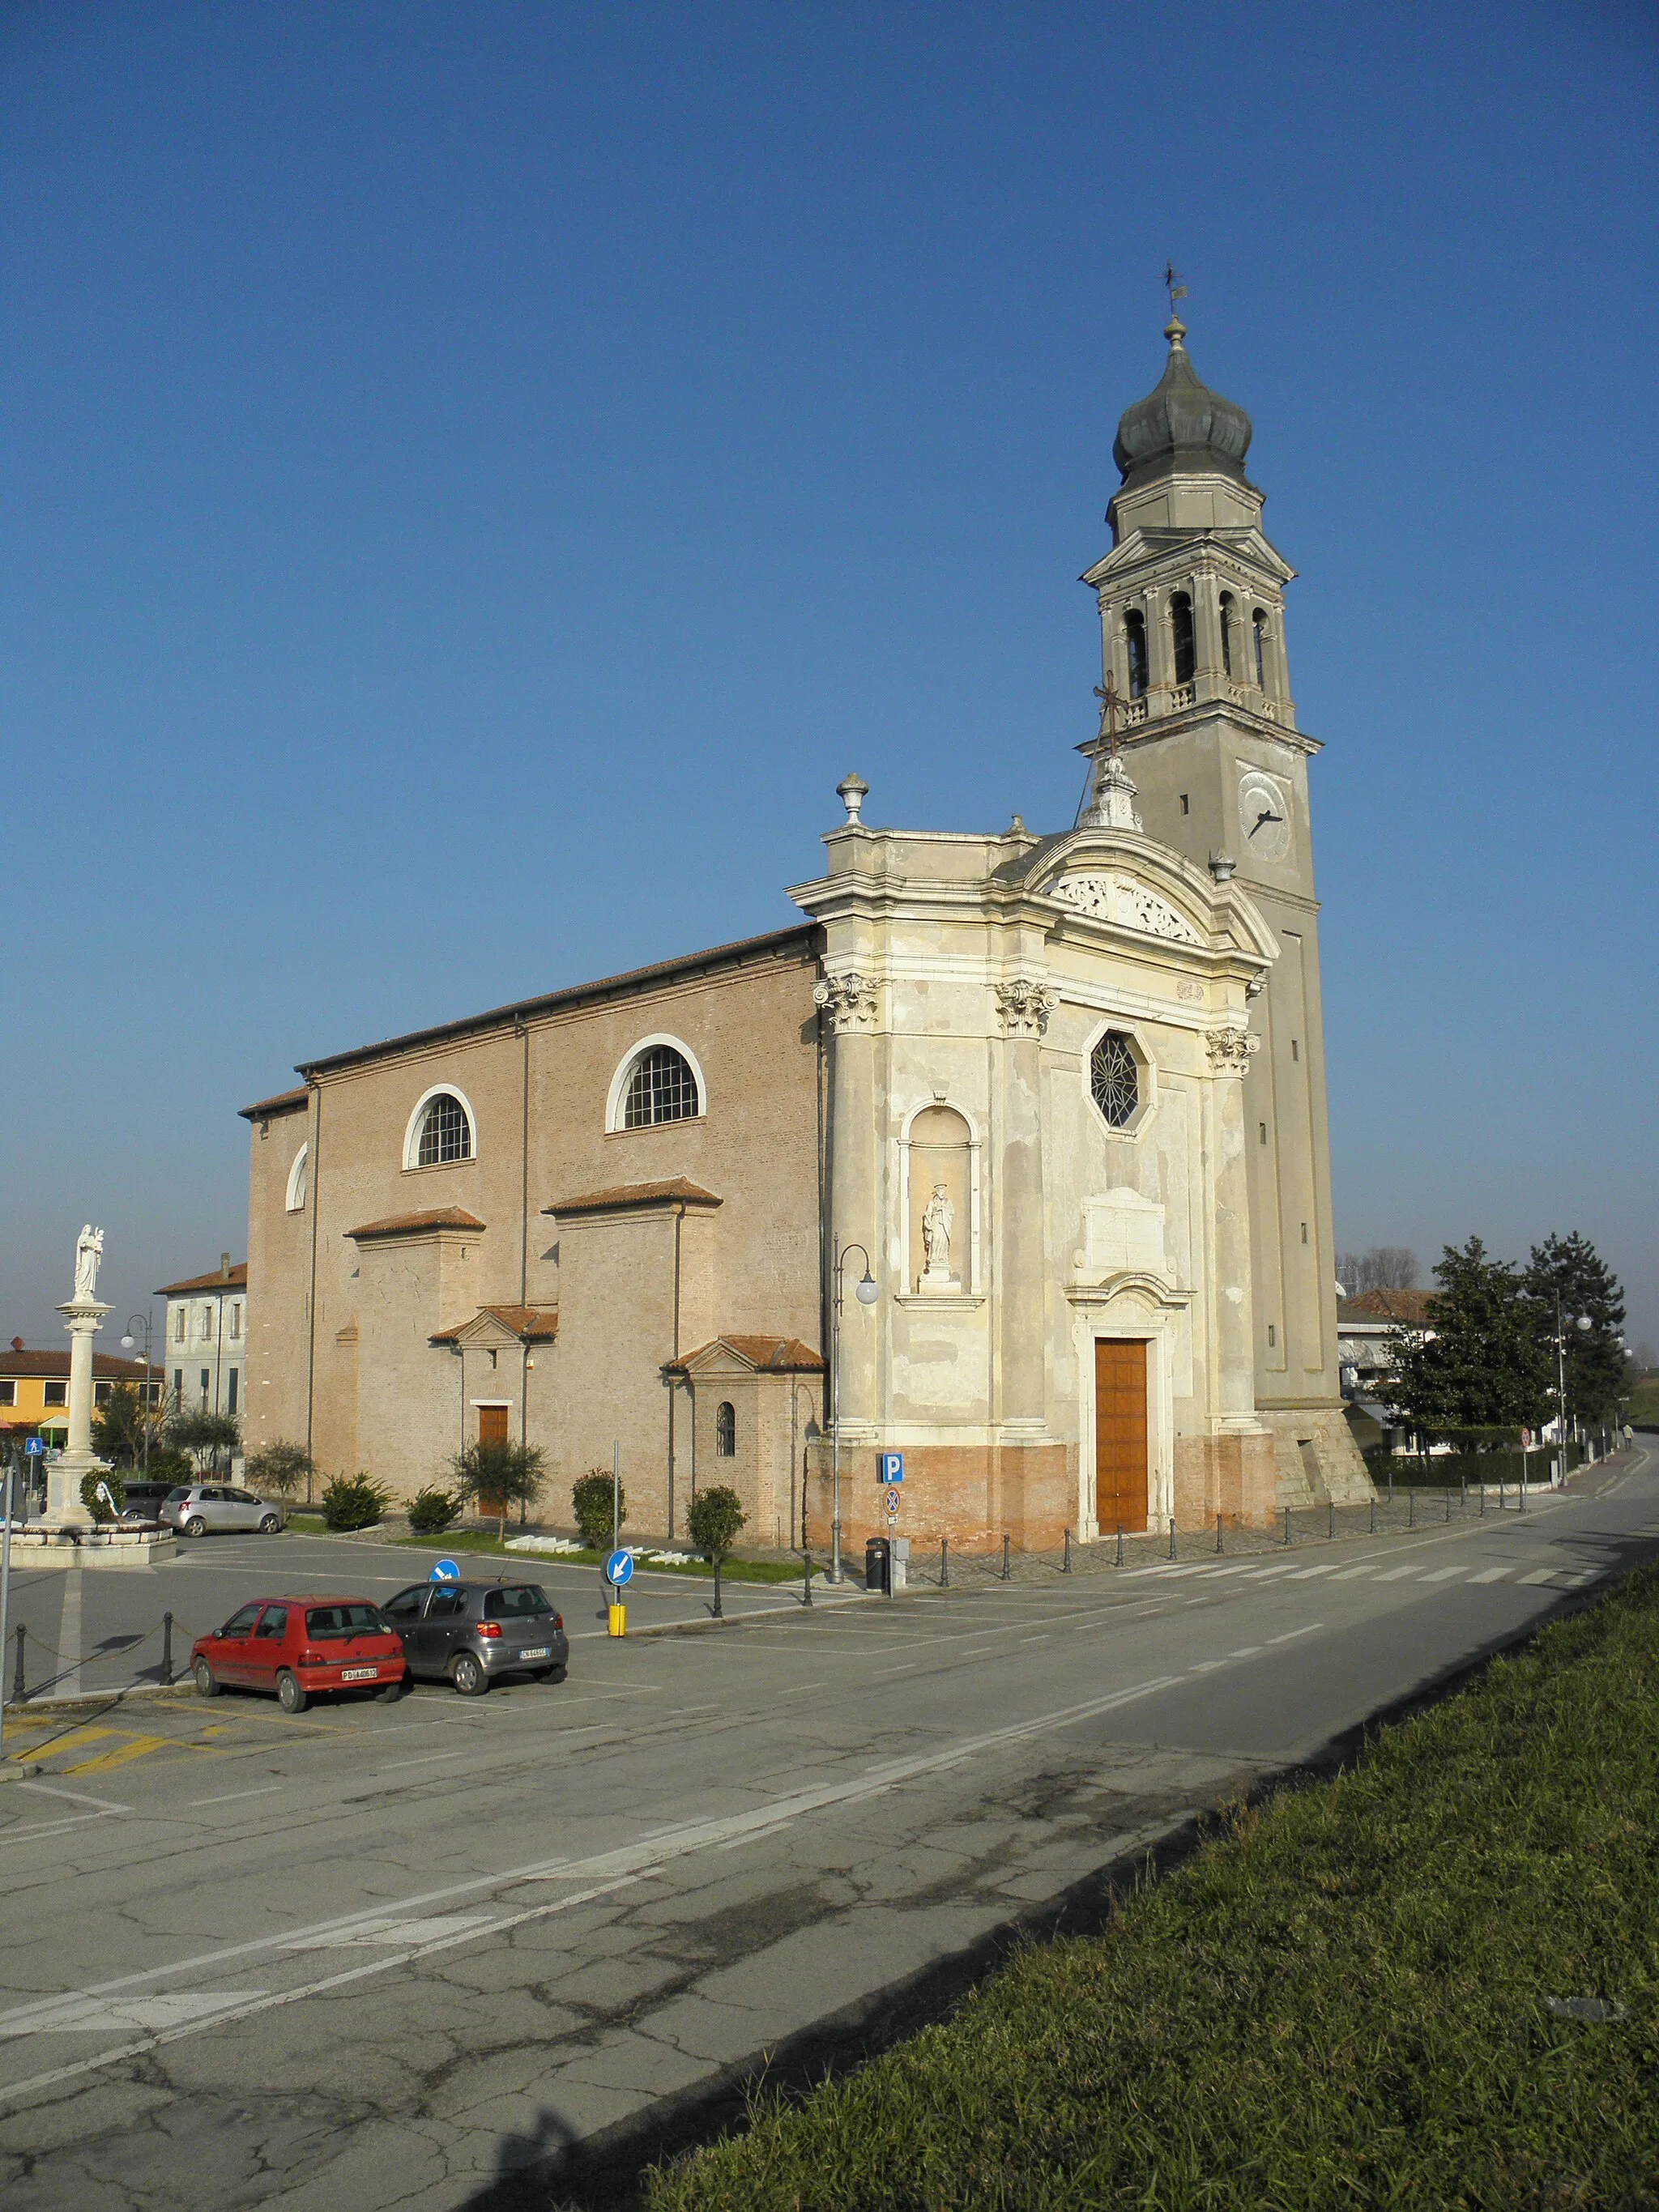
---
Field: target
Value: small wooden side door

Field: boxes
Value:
[1094,1340,1149,1534]
[478,1406,510,1447]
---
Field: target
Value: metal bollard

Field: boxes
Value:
[803,1546,813,1607]
[1215,1512,1224,1555]
[1328,1502,1335,1541]
[1444,1489,1450,1524]
[1520,1473,1526,1515]
[1115,1522,1124,1567]
[10,1623,23,1706]
[1168,1516,1177,1562]
[1283,1506,1291,1547]
[161,1612,174,1686]
[1369,1498,1375,1534]
[940,1535,949,1588]
[1461,1477,1467,1515]
[1480,1481,1486,1518]
[1408,1490,1415,1528]
[1002,1533,1011,1581]
[1063,1528,1073,1574]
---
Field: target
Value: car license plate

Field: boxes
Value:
[519,1647,551,1661]
[340,1665,379,1681]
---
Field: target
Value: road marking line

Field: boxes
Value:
[1266,1624,1323,1645]
[1469,1568,1512,1583]
[0,1992,262,2040]
[0,1812,122,1847]
[18,1781,133,1815]
[1330,1566,1375,1580]
[0,1669,1191,2066]
[283,1913,495,1950]
[188,1785,283,1809]
[375,1752,454,1772]
[1375,1566,1420,1581]
[1560,1571,1600,1588]
[1286,1565,1339,1579]
[1518,1569,1558,1586]
[1420,1567,1465,1583]
[1227,1647,1262,1658]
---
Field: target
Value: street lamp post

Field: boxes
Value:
[119,1311,156,1473]
[1551,1293,1595,1480]
[830,1242,879,1585]
[788,1383,820,1554]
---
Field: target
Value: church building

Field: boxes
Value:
[241,313,1371,1556]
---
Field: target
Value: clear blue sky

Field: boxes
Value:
[5,2,1656,1353]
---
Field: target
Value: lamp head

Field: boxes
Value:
[1576,1314,1593,1333]
[120,1335,134,1350]
[855,1272,880,1306]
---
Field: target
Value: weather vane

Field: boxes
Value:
[1163,260,1188,316]
[1093,675,1124,761]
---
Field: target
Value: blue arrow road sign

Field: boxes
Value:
[429,1558,460,1582]
[879,1451,903,1484]
[605,1549,634,1588]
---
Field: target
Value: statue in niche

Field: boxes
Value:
[921,1183,955,1283]
[72,1224,104,1304]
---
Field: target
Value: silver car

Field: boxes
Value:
[382,1580,569,1695]
[161,1483,284,1538]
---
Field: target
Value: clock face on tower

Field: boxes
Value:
[1237,769,1292,863]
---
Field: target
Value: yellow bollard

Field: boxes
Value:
[608,1603,627,1638]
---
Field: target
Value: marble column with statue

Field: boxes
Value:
[46,1224,113,1526]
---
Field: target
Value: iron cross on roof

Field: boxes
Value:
[1093,675,1124,758]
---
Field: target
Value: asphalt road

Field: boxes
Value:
[1,1446,1654,2212]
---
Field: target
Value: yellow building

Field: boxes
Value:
[0,1337,161,1446]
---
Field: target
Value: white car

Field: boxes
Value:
[160,1484,284,1537]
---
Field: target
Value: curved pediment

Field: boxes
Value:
[1023,829,1278,967]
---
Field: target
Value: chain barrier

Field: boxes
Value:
[5,1608,203,1708]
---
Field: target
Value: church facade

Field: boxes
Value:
[241,315,1369,1554]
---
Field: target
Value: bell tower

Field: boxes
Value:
[1081,307,1368,1501]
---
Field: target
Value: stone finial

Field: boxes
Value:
[1081,752,1143,833]
[1209,850,1236,882]
[836,772,869,825]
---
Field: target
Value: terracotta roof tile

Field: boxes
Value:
[238,1087,310,1121]
[154,1263,248,1295]
[345,1207,486,1241]
[668,1335,825,1374]
[431,1306,559,1345]
[0,1349,160,1381]
[1342,1287,1432,1324]
[545,1178,721,1217]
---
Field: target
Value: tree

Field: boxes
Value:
[687,1485,746,1619]
[245,1440,313,1498]
[571,1468,625,1554]
[1384,1237,1551,1434]
[450,1438,546,1539]
[1337,1247,1419,1296]
[1524,1231,1627,1425]
[167,1405,242,1476]
[92,1383,156,1470]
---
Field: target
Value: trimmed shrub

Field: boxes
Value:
[321,1473,391,1532]
[245,1440,313,1498]
[572,1468,624,1553]
[407,1485,461,1536]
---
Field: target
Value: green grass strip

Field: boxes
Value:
[649,1564,1659,2210]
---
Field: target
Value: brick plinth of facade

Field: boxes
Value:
[1172,1430,1279,1530]
[804,1442,1074,1556]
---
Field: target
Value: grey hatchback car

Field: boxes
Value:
[160,1484,285,1537]
[382,1581,569,1696]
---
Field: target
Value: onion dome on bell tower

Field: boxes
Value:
[1111,314,1253,492]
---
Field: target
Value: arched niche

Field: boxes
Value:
[900,1102,980,1298]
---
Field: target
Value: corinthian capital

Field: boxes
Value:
[813,971,877,1032]
[994,976,1057,1038]
[1205,1025,1259,1072]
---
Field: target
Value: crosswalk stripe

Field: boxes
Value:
[1518,1569,1557,1586]
[1421,1567,1465,1582]
[1469,1567,1512,1583]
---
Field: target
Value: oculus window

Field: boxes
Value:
[1090,1033,1140,1130]
[625,1046,700,1128]
[416,1093,472,1166]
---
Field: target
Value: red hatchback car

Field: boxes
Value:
[191,1595,407,1713]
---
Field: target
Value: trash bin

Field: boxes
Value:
[864,1536,890,1593]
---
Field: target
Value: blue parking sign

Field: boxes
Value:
[878,1451,903,1485]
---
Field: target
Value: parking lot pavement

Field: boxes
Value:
[0,1531,834,1703]
[0,1447,1653,2212]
